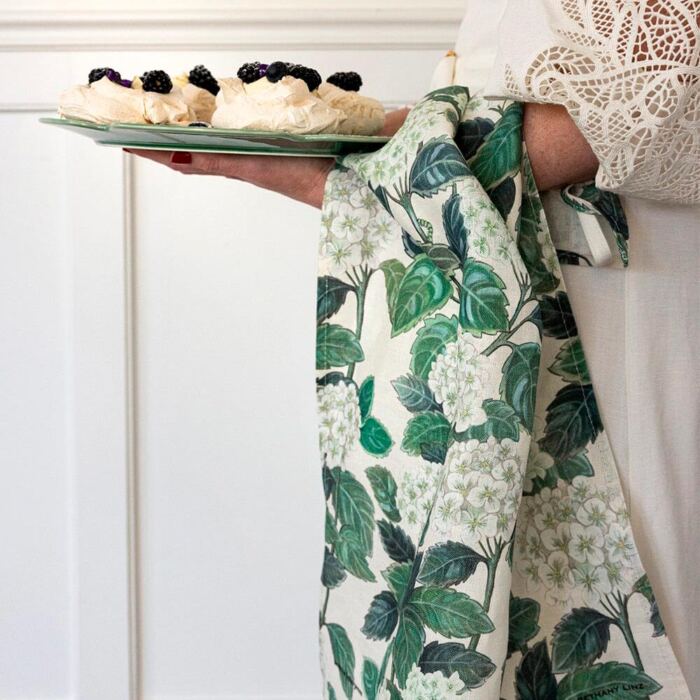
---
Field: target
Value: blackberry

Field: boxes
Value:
[89,67,121,84]
[188,64,219,95]
[188,121,211,127]
[237,61,264,84]
[140,70,173,94]
[287,64,322,91]
[265,61,288,83]
[327,71,363,92]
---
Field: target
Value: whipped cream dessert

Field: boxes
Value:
[58,69,195,125]
[317,81,384,136]
[211,74,344,134]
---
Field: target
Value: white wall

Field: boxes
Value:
[0,3,463,698]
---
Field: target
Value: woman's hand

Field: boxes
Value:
[124,108,411,209]
[124,148,335,208]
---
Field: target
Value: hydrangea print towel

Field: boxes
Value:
[314,87,691,700]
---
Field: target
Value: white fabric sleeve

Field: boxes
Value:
[483,0,700,204]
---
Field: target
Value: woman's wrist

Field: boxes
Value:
[522,102,599,192]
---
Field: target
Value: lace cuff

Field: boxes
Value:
[486,0,700,204]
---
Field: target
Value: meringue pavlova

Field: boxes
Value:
[211,61,343,134]
[58,67,195,125]
[317,71,385,136]
[211,60,385,135]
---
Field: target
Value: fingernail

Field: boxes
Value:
[170,151,192,164]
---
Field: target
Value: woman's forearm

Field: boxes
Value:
[522,102,599,192]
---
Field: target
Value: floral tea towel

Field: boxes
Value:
[314,86,691,700]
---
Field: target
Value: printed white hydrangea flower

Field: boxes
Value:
[515,470,640,605]
[397,461,446,535]
[436,436,524,545]
[319,169,398,274]
[539,551,573,604]
[572,561,612,606]
[427,331,492,431]
[403,663,465,700]
[316,381,361,468]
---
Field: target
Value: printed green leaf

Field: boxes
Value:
[390,255,452,336]
[391,374,440,414]
[401,410,451,457]
[325,509,338,545]
[326,623,356,699]
[409,314,459,380]
[379,259,406,311]
[442,192,469,262]
[327,683,338,700]
[515,640,558,700]
[539,292,578,339]
[487,176,517,219]
[539,384,603,462]
[318,276,354,323]
[362,590,399,641]
[321,547,347,589]
[358,376,374,423]
[556,451,594,482]
[557,662,662,700]
[410,586,494,638]
[468,102,522,190]
[382,562,414,602]
[393,606,426,688]
[316,324,364,369]
[518,156,559,294]
[420,442,447,464]
[550,338,590,383]
[409,136,471,197]
[365,466,401,522]
[424,243,461,273]
[332,469,375,555]
[551,607,614,673]
[456,398,521,442]
[426,84,467,114]
[362,658,380,700]
[377,520,416,563]
[419,640,496,690]
[455,116,495,160]
[633,574,666,637]
[335,526,376,582]
[360,417,393,457]
[500,343,541,431]
[322,465,335,500]
[459,258,510,336]
[417,540,485,587]
[508,595,541,657]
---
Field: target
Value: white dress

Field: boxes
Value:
[433,1,700,695]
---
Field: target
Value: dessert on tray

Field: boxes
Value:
[212,61,342,134]
[57,61,386,136]
[58,67,197,125]
[317,72,385,136]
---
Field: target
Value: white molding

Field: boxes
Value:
[0,4,464,50]
[66,130,135,700]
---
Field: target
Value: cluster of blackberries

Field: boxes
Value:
[140,70,173,94]
[327,71,363,92]
[237,60,322,91]
[188,64,220,96]
[88,67,132,88]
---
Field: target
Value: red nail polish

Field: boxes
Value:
[171,151,192,164]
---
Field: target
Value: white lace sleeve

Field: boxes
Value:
[488,0,700,204]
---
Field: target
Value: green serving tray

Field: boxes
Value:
[39,116,390,157]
